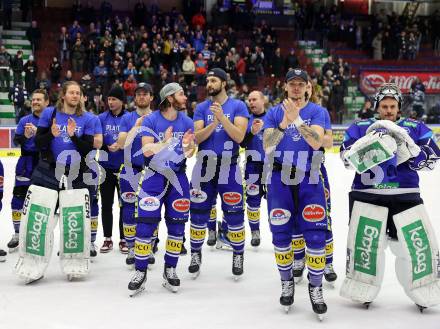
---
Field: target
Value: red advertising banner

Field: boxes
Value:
[360,71,440,94]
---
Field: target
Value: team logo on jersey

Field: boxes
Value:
[172,198,190,212]
[269,208,291,226]
[190,189,207,203]
[246,184,259,196]
[139,196,160,211]
[121,192,136,203]
[222,192,242,205]
[302,204,325,222]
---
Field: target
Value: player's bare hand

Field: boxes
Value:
[67,117,77,137]
[164,126,173,142]
[51,118,61,137]
[251,119,264,135]
[135,115,146,127]
[210,102,224,121]
[281,98,300,124]
[24,123,37,138]
[182,129,195,146]
[108,142,119,152]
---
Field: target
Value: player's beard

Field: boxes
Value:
[207,85,222,97]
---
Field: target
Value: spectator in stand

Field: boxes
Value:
[8,80,28,124]
[194,52,208,85]
[123,61,138,80]
[114,33,127,55]
[68,20,84,41]
[93,59,109,88]
[398,30,408,60]
[58,26,71,64]
[182,54,195,86]
[11,50,24,84]
[71,38,86,73]
[321,79,331,110]
[411,84,426,120]
[86,39,99,72]
[271,80,284,102]
[192,31,205,54]
[357,99,375,119]
[49,57,62,84]
[26,20,41,52]
[271,47,284,78]
[191,8,206,29]
[139,59,155,83]
[2,0,12,29]
[61,70,73,85]
[237,83,250,102]
[37,71,51,92]
[123,73,137,103]
[284,49,299,73]
[0,46,11,92]
[372,32,383,60]
[329,78,346,123]
[407,32,418,60]
[24,55,37,93]
[321,56,337,78]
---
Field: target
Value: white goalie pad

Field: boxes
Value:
[392,205,440,307]
[59,189,91,278]
[340,201,388,303]
[14,185,58,283]
[343,132,397,174]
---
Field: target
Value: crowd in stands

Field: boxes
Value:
[3,1,439,124]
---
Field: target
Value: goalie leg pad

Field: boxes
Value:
[59,188,91,278]
[340,201,388,303]
[14,185,58,282]
[391,205,440,307]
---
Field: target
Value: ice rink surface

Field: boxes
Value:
[0,154,439,329]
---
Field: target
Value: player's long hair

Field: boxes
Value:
[307,79,321,105]
[56,81,84,116]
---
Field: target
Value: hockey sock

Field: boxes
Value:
[227,224,245,253]
[292,233,305,261]
[134,222,156,271]
[11,196,24,233]
[207,206,217,231]
[247,206,260,231]
[164,222,185,267]
[122,204,136,249]
[325,230,334,265]
[274,245,294,280]
[304,230,326,287]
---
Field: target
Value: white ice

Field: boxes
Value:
[0,154,439,329]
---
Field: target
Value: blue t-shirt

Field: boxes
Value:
[98,110,125,170]
[245,112,267,162]
[119,110,146,168]
[341,117,433,191]
[193,98,249,156]
[38,107,95,165]
[263,102,326,170]
[15,113,40,153]
[142,110,194,171]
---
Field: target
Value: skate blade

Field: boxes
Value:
[0,256,5,263]
[284,306,291,314]
[25,276,44,284]
[191,271,200,280]
[8,246,18,253]
[129,286,145,297]
[216,243,233,251]
[233,274,242,281]
[325,281,335,289]
[363,302,372,309]
[294,276,303,284]
[162,281,179,293]
[317,314,325,321]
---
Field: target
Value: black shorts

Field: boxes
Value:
[348,191,423,240]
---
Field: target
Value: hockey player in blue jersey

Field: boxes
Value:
[128,82,196,296]
[263,69,329,319]
[117,82,154,267]
[98,85,126,254]
[188,68,249,279]
[7,89,48,253]
[0,159,5,262]
[15,81,97,282]
[340,83,440,312]
[292,81,337,284]
[239,90,267,247]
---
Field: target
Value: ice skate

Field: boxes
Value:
[90,242,97,258]
[280,278,294,313]
[126,248,135,268]
[206,229,217,247]
[363,302,372,309]
[128,269,147,297]
[188,250,202,279]
[25,275,44,284]
[0,249,6,262]
[324,263,337,286]
[162,265,180,293]
[180,243,187,255]
[147,254,155,269]
[250,230,260,247]
[308,283,327,321]
[232,253,244,280]
[416,304,427,313]
[293,259,305,283]
[7,233,19,253]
